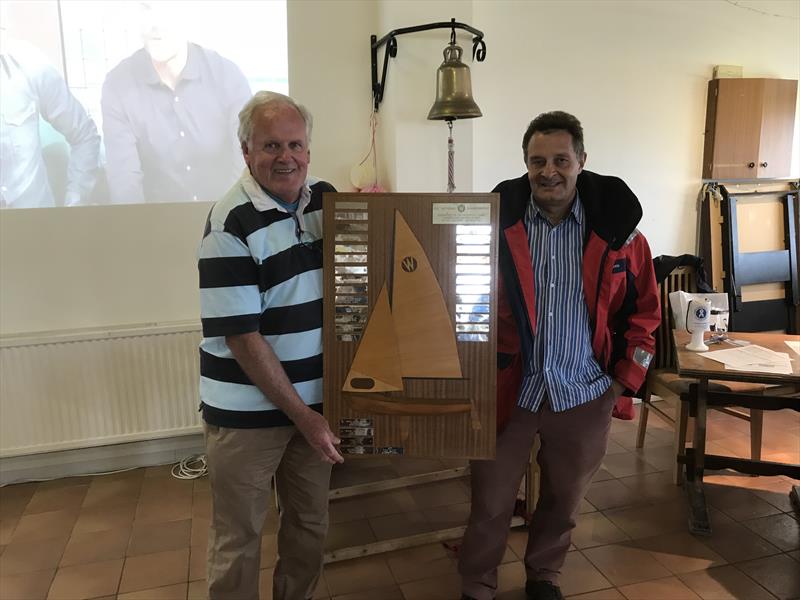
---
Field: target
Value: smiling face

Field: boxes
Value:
[525,130,586,223]
[242,103,310,204]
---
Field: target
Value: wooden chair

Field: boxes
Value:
[635,265,765,484]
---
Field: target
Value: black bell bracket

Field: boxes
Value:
[371,17,486,112]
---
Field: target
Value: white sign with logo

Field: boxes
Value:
[432,203,491,225]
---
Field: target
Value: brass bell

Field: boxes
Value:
[427,43,482,121]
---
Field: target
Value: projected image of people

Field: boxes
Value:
[101,1,252,204]
[0,38,101,208]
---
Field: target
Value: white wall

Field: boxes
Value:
[472,0,800,257]
[1,0,798,336]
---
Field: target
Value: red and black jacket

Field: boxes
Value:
[495,171,660,431]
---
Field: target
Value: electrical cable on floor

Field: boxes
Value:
[171,453,208,480]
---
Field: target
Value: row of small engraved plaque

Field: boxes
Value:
[454,225,491,343]
[334,202,369,341]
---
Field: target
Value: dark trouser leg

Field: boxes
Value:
[459,406,541,600]
[525,390,615,584]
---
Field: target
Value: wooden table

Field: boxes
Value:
[673,330,800,535]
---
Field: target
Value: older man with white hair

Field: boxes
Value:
[198,91,343,600]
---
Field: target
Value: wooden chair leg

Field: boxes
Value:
[750,409,764,463]
[636,392,651,448]
[674,398,690,486]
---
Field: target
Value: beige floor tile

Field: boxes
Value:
[507,529,530,560]
[751,488,794,513]
[585,479,644,511]
[24,484,89,516]
[565,588,625,599]
[46,558,124,600]
[329,496,368,524]
[633,532,727,574]
[325,519,376,551]
[331,466,394,489]
[496,559,526,593]
[368,510,431,541]
[118,548,190,594]
[738,553,800,600]
[399,571,462,599]
[578,497,598,514]
[571,511,631,549]
[0,535,69,575]
[117,582,188,600]
[582,544,671,586]
[71,502,137,535]
[384,541,457,583]
[9,509,77,544]
[359,488,418,519]
[617,471,685,504]
[60,527,130,566]
[331,585,403,599]
[618,575,702,599]
[144,465,176,479]
[191,517,211,546]
[81,478,141,509]
[592,467,616,483]
[323,555,394,596]
[422,501,471,530]
[189,544,207,581]
[601,453,661,479]
[134,495,193,525]
[0,569,56,600]
[705,484,782,521]
[0,518,18,545]
[408,479,470,509]
[634,443,682,472]
[187,579,208,600]
[603,502,704,540]
[559,550,612,597]
[127,518,191,556]
[192,491,212,520]
[699,521,782,564]
[742,513,800,552]
[0,484,38,519]
[678,565,776,600]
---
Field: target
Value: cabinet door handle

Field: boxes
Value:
[748,162,755,168]
[760,162,768,168]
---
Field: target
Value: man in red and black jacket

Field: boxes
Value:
[459,112,660,600]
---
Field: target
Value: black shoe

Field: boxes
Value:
[525,580,565,600]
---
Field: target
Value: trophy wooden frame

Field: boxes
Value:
[322,193,499,459]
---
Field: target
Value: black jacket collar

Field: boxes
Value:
[494,170,642,250]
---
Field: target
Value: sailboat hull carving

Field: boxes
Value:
[343,393,472,416]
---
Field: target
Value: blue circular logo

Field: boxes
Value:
[695,307,707,319]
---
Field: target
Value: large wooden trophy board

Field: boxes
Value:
[323,193,499,459]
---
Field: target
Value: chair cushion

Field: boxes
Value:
[647,368,768,396]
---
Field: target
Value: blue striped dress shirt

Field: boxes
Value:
[517,193,612,413]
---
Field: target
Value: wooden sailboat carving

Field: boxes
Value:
[342,210,471,415]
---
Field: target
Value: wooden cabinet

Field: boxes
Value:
[702,78,797,180]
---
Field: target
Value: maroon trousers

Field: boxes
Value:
[459,391,616,599]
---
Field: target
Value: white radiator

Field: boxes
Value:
[0,322,203,457]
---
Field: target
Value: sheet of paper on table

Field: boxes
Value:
[701,344,793,375]
[785,340,800,356]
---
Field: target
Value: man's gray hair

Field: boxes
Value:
[237,91,313,147]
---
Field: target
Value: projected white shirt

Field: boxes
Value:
[101,42,252,204]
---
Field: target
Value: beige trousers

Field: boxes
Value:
[204,424,332,600]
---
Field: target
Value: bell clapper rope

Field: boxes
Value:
[447,119,455,193]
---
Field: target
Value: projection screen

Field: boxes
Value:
[0,0,287,208]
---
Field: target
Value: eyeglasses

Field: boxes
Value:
[292,213,320,252]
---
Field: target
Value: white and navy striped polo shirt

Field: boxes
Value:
[197,169,335,428]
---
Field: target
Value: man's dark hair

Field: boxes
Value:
[522,111,585,158]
